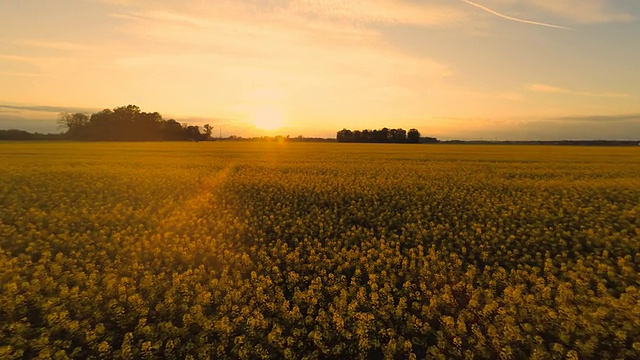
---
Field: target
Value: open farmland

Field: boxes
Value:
[1,142,639,359]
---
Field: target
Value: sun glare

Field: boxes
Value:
[250,108,285,131]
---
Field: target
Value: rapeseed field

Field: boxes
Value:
[1,142,639,359]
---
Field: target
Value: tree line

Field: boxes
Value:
[58,105,213,141]
[0,130,64,141]
[337,128,422,143]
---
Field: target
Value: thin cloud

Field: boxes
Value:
[426,115,640,141]
[0,104,99,113]
[0,118,61,133]
[528,83,629,98]
[12,39,94,52]
[0,54,35,63]
[110,2,453,84]
[528,0,635,24]
[552,113,640,122]
[441,89,524,101]
[0,53,87,71]
[292,0,466,27]
[0,71,56,78]
[461,0,573,30]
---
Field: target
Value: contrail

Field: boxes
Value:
[461,0,573,30]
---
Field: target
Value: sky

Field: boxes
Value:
[1,0,639,140]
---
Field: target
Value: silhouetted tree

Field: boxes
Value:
[57,105,214,141]
[0,130,64,140]
[391,128,407,142]
[186,125,203,141]
[0,129,36,140]
[162,119,186,140]
[420,136,438,144]
[379,127,389,142]
[337,127,424,143]
[353,130,362,142]
[362,129,370,142]
[203,124,213,140]
[337,129,354,142]
[407,128,420,143]
[58,113,90,139]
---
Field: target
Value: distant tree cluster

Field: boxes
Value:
[0,130,64,141]
[337,128,421,143]
[58,105,212,141]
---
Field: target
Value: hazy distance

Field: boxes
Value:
[1,0,639,140]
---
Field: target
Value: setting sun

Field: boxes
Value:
[0,1,638,139]
[1,0,639,357]
[250,107,285,131]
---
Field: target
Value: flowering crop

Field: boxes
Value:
[1,142,639,359]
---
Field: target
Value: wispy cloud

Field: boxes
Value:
[292,0,466,27]
[109,2,454,91]
[0,105,84,132]
[528,0,635,24]
[528,83,629,98]
[111,0,467,27]
[0,54,36,63]
[0,52,83,69]
[12,39,95,52]
[426,114,640,140]
[99,0,133,4]
[0,71,58,78]
[461,0,572,30]
[0,117,61,133]
[552,113,640,122]
[0,104,99,113]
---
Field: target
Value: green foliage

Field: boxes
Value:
[1,143,639,359]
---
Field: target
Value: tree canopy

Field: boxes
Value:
[58,105,212,141]
[337,128,422,143]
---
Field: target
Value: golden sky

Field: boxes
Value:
[1,0,639,139]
